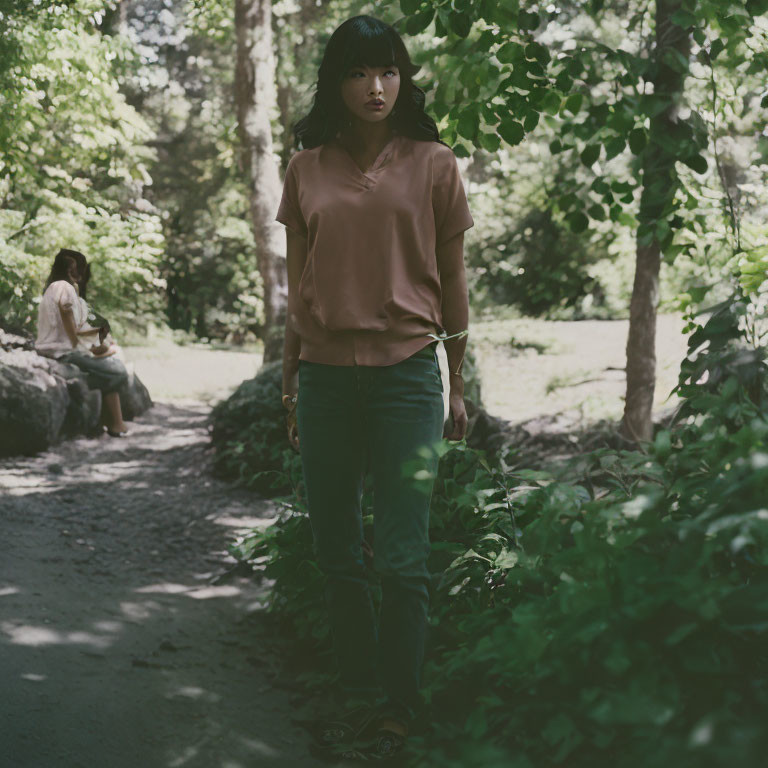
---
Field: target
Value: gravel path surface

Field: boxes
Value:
[0,401,322,768]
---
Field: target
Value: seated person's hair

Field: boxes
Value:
[44,252,78,291]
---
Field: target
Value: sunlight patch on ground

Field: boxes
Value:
[168,745,199,767]
[237,736,280,757]
[135,582,192,595]
[120,600,164,621]
[1,621,116,649]
[165,685,222,703]
[211,514,276,530]
[186,585,241,599]
[134,582,242,599]
[20,672,47,682]
[0,586,20,597]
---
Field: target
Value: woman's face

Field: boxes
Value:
[66,260,80,287]
[340,64,400,127]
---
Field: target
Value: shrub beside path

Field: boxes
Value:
[0,398,322,768]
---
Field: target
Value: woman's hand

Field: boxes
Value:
[443,374,468,441]
[90,343,116,358]
[282,393,300,451]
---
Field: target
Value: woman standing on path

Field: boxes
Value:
[36,250,129,437]
[276,15,473,761]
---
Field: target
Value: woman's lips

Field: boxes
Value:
[366,102,384,110]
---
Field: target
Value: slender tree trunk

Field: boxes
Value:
[620,0,691,443]
[235,0,287,364]
[274,0,324,166]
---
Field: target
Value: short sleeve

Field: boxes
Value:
[275,156,308,238]
[48,280,77,310]
[432,147,474,246]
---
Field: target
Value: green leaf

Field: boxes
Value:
[495,549,519,569]
[452,142,471,158]
[496,41,523,64]
[628,128,647,154]
[525,41,550,64]
[681,154,708,174]
[580,144,600,167]
[588,203,606,221]
[562,93,583,115]
[457,107,479,140]
[478,130,501,152]
[523,111,540,132]
[541,90,562,115]
[399,0,422,14]
[709,39,725,59]
[670,9,696,27]
[499,118,525,146]
[549,138,564,154]
[605,136,626,160]
[448,11,472,38]
[518,10,540,30]
[404,8,434,34]
[653,429,671,459]
[566,211,589,233]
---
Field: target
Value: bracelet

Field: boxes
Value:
[282,394,297,410]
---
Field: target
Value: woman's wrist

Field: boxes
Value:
[282,393,297,410]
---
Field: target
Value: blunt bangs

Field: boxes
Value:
[343,28,398,73]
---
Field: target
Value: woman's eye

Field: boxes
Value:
[349,69,397,77]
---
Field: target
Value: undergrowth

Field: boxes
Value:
[228,292,768,767]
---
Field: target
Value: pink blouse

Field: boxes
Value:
[275,131,474,366]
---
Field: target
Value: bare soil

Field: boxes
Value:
[0,401,322,768]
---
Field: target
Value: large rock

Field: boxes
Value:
[0,354,71,456]
[118,365,153,421]
[0,330,153,457]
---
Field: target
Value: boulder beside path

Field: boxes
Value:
[0,326,152,458]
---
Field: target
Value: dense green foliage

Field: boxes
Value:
[3,0,766,334]
[230,284,768,766]
[127,0,264,341]
[427,0,768,318]
[0,0,164,337]
[209,360,298,496]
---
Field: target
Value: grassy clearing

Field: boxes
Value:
[125,313,690,428]
[467,312,689,425]
[124,339,263,404]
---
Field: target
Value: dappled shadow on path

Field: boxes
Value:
[0,402,322,768]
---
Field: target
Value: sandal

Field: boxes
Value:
[307,721,407,763]
[358,725,407,761]
[295,702,380,747]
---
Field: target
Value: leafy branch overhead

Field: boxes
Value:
[402,0,768,242]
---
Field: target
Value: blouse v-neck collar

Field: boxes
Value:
[331,131,401,180]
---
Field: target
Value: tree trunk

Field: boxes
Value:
[235,0,287,364]
[620,0,691,443]
[274,0,324,167]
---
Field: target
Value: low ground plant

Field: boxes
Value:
[229,292,768,767]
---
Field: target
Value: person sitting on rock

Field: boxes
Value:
[68,249,119,358]
[35,250,130,438]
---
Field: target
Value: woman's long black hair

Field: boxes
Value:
[44,250,79,292]
[293,15,448,150]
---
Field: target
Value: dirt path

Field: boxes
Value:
[0,401,322,768]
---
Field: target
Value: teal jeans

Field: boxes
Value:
[296,342,444,724]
